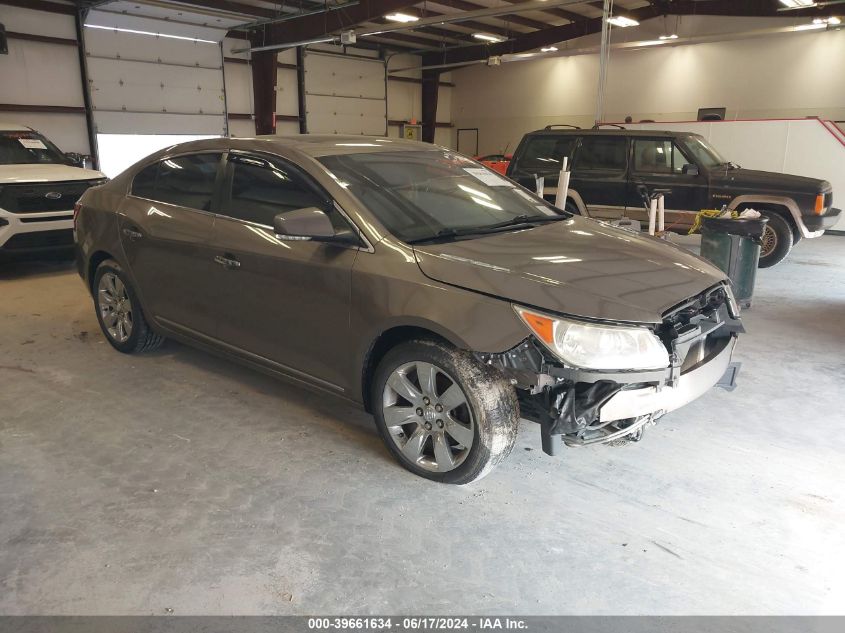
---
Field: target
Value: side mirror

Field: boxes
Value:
[273,207,357,245]
[682,163,699,176]
[65,152,85,168]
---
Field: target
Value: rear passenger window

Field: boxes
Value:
[132,163,158,200]
[221,155,329,227]
[574,137,627,171]
[633,139,686,174]
[131,154,221,210]
[517,136,577,171]
[155,154,220,211]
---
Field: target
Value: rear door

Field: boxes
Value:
[209,152,359,392]
[627,138,708,229]
[118,152,222,338]
[569,135,629,218]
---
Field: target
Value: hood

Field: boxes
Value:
[710,167,829,195]
[413,217,725,324]
[0,164,106,184]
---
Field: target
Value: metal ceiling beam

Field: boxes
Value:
[424,0,844,66]
[430,0,551,31]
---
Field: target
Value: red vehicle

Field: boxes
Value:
[474,153,512,175]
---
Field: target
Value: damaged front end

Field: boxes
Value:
[478,284,744,455]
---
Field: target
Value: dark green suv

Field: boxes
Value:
[506,128,840,267]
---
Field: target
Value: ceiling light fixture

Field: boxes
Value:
[607,16,639,27]
[779,0,816,7]
[384,13,419,23]
[541,46,558,52]
[659,34,678,40]
[473,33,504,42]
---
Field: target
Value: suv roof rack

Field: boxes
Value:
[592,123,626,129]
[543,124,581,130]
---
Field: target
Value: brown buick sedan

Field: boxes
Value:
[74,136,742,483]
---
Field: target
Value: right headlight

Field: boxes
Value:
[514,305,669,371]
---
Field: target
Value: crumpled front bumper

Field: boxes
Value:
[599,335,736,422]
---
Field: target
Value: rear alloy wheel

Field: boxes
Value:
[93,259,164,354]
[758,212,793,268]
[372,340,519,484]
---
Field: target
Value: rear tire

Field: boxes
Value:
[758,211,793,268]
[372,339,519,484]
[93,259,164,354]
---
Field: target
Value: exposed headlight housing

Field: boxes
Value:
[514,306,670,371]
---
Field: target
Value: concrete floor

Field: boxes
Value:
[1,237,844,616]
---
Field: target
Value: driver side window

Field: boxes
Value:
[220,154,329,227]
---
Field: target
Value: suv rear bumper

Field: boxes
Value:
[0,208,74,253]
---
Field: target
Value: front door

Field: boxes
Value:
[569,135,630,219]
[209,152,359,393]
[118,152,222,338]
[626,138,708,230]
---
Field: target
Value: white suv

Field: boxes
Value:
[0,123,106,258]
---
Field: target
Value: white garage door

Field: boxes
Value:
[84,6,228,136]
[304,48,386,136]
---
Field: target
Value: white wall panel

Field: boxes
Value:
[0,5,76,38]
[276,68,299,118]
[0,6,90,155]
[304,50,386,135]
[228,118,256,138]
[225,62,254,116]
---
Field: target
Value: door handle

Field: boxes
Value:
[214,255,241,270]
[122,227,143,240]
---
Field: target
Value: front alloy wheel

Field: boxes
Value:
[382,361,475,473]
[372,339,519,484]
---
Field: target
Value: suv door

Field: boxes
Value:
[569,135,629,218]
[209,152,359,392]
[119,152,223,337]
[507,135,578,202]
[627,138,708,230]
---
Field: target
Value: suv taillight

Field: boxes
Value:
[815,194,825,215]
[73,202,82,231]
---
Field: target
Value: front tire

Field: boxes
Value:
[93,259,164,354]
[372,339,519,484]
[758,211,793,268]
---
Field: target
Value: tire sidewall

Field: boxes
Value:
[758,211,793,268]
[371,339,518,484]
[93,260,147,353]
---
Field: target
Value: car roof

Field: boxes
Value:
[156,134,438,159]
[0,123,34,132]
[525,128,695,138]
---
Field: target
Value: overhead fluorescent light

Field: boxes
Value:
[540,46,558,52]
[473,33,504,42]
[607,16,639,27]
[779,0,816,7]
[384,13,419,23]
[659,34,678,40]
[84,23,217,44]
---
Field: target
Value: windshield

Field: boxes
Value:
[318,150,564,243]
[0,131,68,165]
[683,136,728,169]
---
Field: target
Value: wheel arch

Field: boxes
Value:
[87,250,115,296]
[360,324,453,413]
[727,195,811,237]
[565,189,589,216]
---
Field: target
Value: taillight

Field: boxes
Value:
[814,194,825,215]
[73,202,82,231]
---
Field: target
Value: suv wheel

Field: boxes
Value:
[93,259,164,353]
[372,339,519,484]
[758,212,793,268]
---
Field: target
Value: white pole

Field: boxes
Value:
[595,0,612,126]
[554,156,570,209]
[658,194,665,233]
[535,175,545,198]
[648,198,657,235]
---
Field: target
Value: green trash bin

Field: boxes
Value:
[700,216,768,309]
